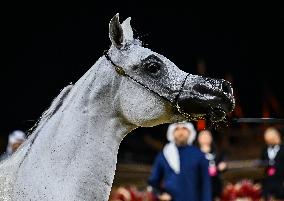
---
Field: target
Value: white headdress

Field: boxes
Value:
[163,122,196,174]
[166,122,196,144]
[6,130,26,154]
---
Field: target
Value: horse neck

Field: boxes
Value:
[16,57,136,200]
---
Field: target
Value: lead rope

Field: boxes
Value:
[104,51,204,121]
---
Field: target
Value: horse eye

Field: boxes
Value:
[145,62,161,74]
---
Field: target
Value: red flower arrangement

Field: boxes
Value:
[109,185,156,201]
[110,180,262,201]
[221,179,262,201]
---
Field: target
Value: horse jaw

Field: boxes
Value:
[117,79,171,127]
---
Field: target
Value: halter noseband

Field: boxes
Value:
[104,51,204,121]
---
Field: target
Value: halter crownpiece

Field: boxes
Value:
[103,51,205,121]
[104,51,126,76]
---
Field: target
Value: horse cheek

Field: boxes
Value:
[118,85,170,126]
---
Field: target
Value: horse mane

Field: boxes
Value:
[20,56,106,151]
[8,84,74,165]
[27,84,73,136]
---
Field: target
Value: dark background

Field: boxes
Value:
[1,2,283,157]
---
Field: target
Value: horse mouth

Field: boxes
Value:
[208,107,226,122]
[182,107,226,123]
[176,100,228,122]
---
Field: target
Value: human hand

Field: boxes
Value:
[218,162,227,171]
[158,192,172,201]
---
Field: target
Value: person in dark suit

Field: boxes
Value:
[147,122,211,201]
[261,126,284,200]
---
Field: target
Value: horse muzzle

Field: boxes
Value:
[177,76,235,122]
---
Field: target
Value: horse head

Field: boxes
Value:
[106,14,235,127]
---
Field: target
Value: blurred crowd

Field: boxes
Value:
[109,123,284,201]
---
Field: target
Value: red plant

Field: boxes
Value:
[109,186,156,201]
[221,180,262,201]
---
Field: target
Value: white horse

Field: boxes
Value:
[0,14,234,201]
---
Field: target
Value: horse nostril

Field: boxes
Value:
[222,81,232,95]
[193,84,212,95]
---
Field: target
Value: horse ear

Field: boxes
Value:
[121,17,134,42]
[109,13,124,49]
